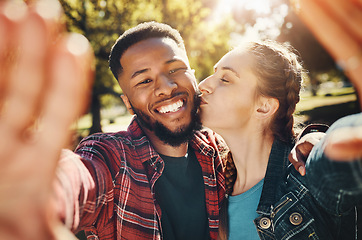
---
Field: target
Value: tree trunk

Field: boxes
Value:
[310,75,319,96]
[89,92,102,134]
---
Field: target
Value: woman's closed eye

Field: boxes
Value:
[220,77,230,83]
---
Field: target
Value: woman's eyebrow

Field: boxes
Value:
[215,66,240,78]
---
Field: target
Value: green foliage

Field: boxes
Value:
[58,0,233,132]
[187,17,235,81]
[153,0,233,81]
[59,0,163,93]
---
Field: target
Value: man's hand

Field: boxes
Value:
[0,0,94,239]
[289,132,326,176]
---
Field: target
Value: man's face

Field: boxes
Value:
[118,37,201,146]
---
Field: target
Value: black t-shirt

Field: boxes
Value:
[155,148,210,240]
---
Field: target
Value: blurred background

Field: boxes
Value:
[25,0,359,146]
[19,0,359,239]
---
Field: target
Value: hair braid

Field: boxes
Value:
[248,41,304,143]
[284,58,302,140]
[224,152,237,195]
[218,152,236,240]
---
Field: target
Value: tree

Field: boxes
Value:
[277,8,337,96]
[58,0,163,134]
[57,0,232,135]
[158,0,234,80]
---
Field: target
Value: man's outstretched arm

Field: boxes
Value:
[0,0,94,239]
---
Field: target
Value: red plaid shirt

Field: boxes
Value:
[56,117,228,239]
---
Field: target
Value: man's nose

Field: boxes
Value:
[154,74,177,97]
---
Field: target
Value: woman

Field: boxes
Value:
[199,41,359,239]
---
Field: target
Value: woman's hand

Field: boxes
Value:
[324,126,362,161]
[293,0,362,163]
[292,0,362,106]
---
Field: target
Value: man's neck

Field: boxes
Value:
[142,127,189,157]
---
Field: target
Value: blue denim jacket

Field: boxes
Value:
[254,113,362,239]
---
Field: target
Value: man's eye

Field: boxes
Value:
[169,68,186,74]
[138,79,152,85]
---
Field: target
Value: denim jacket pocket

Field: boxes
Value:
[272,193,320,240]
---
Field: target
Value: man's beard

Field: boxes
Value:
[130,93,202,147]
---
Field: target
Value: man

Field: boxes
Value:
[56,21,228,240]
[0,1,227,238]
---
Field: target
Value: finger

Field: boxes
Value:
[289,141,314,176]
[325,139,362,161]
[288,152,306,176]
[295,0,362,97]
[297,142,314,159]
[317,0,362,43]
[3,0,64,131]
[0,3,50,157]
[34,33,94,180]
[351,0,362,9]
[0,1,30,162]
[325,126,362,161]
[298,132,326,146]
[296,0,361,62]
[0,0,65,159]
[30,0,65,41]
[0,1,27,110]
[298,165,306,176]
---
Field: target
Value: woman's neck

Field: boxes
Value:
[220,127,274,196]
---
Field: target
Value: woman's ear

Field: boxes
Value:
[121,95,135,115]
[256,97,279,119]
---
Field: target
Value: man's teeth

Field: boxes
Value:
[158,100,183,113]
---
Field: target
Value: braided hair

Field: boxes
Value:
[249,40,304,143]
[218,40,305,240]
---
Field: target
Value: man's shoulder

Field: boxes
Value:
[76,129,145,152]
[81,130,131,142]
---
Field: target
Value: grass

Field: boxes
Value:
[296,87,357,112]
[295,87,359,126]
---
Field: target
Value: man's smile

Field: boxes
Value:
[156,99,184,114]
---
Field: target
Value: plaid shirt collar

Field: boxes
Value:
[125,115,225,162]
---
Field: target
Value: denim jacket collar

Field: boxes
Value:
[256,139,292,215]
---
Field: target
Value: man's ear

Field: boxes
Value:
[256,97,279,119]
[121,95,135,115]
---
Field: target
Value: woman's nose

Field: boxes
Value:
[198,76,213,94]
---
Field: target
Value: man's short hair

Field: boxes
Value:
[109,21,185,81]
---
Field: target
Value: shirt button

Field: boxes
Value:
[259,217,271,229]
[289,212,303,225]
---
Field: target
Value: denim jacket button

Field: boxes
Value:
[259,217,271,229]
[289,212,303,225]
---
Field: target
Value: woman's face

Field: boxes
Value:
[199,50,260,131]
